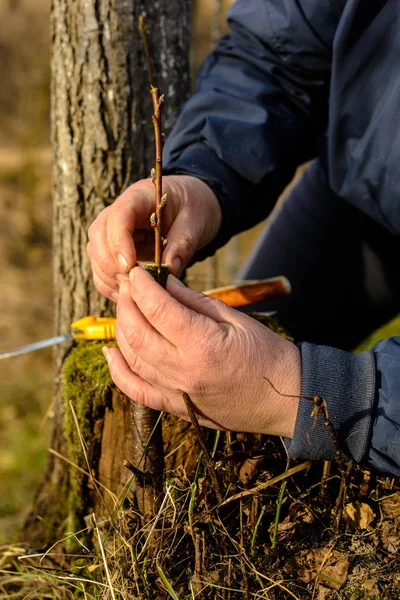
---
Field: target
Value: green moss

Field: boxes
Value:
[355,314,400,353]
[62,342,115,539]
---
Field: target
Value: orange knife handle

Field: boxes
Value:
[204,276,291,308]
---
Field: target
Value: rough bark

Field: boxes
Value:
[24,0,191,546]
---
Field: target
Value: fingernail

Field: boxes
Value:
[111,291,119,302]
[171,257,182,275]
[168,274,185,287]
[102,346,112,364]
[129,268,135,283]
[117,253,128,273]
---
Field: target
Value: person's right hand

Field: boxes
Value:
[87,175,222,302]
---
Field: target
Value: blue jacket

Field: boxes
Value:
[164,0,400,476]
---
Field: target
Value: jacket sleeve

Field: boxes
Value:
[287,337,400,477]
[163,0,344,258]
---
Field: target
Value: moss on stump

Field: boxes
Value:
[62,342,115,539]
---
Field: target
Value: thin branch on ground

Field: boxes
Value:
[181,391,224,503]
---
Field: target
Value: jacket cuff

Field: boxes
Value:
[164,142,247,260]
[287,342,376,463]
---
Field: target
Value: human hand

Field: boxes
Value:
[103,267,301,438]
[87,175,221,302]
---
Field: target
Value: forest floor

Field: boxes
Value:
[1,408,400,599]
[1,149,400,598]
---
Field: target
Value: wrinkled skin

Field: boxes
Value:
[88,175,300,438]
[87,175,221,301]
[102,268,300,438]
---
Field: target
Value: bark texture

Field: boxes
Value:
[24,0,191,546]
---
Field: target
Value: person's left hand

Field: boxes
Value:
[103,266,301,438]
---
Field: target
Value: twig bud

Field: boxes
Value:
[159,94,165,106]
[150,212,158,228]
[159,193,168,208]
[151,167,156,182]
[162,238,168,248]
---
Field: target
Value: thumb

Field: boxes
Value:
[167,275,243,325]
[162,216,198,277]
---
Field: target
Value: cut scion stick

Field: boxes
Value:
[150,87,166,273]
[139,15,167,277]
[181,391,224,504]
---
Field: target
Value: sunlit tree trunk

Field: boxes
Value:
[24,0,191,546]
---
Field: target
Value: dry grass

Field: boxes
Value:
[1,406,400,599]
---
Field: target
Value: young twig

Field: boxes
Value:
[150,89,167,272]
[123,459,156,491]
[139,15,167,274]
[309,394,346,473]
[264,376,350,527]
[263,377,346,474]
[181,391,224,503]
[309,396,349,526]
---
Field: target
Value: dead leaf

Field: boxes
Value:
[268,502,313,543]
[379,520,400,554]
[238,456,264,486]
[344,502,375,529]
[317,585,331,599]
[363,578,380,597]
[319,557,349,590]
[288,501,313,523]
[292,547,348,591]
[380,492,400,519]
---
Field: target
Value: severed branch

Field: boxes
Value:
[263,376,346,472]
[150,88,167,273]
[129,15,167,522]
[139,14,167,275]
[263,376,349,527]
[181,392,224,504]
[123,459,156,491]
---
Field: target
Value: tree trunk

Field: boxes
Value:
[23,0,191,547]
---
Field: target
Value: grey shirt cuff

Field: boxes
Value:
[287,342,376,463]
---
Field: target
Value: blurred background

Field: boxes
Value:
[0,0,268,542]
[0,0,52,543]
